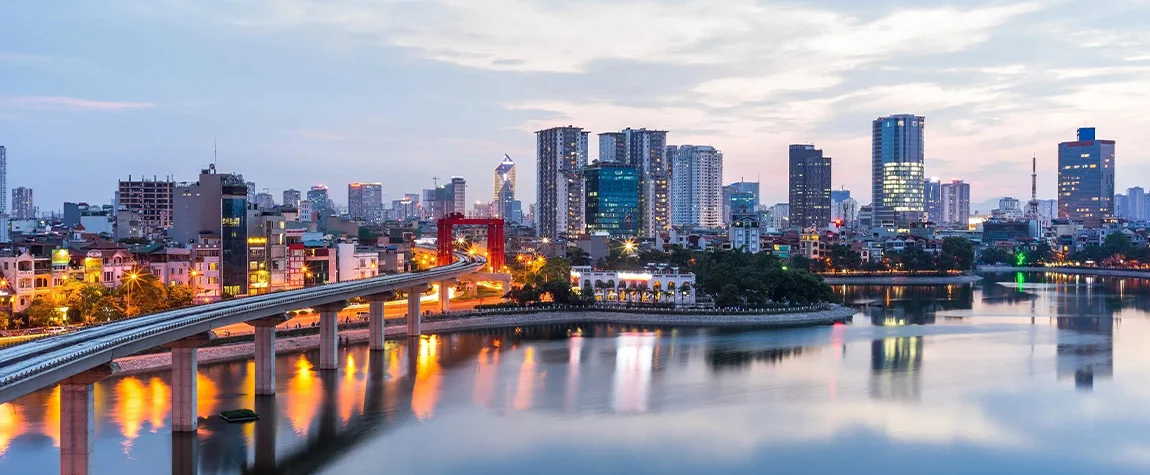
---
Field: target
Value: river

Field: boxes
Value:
[2,271,1150,474]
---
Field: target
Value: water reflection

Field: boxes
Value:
[6,273,1150,474]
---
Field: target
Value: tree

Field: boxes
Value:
[980,247,1014,265]
[59,281,120,324]
[827,245,861,272]
[166,283,195,309]
[115,270,167,317]
[939,237,976,271]
[566,246,592,266]
[1103,232,1133,259]
[21,295,63,327]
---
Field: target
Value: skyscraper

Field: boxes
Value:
[450,177,467,217]
[1127,186,1145,221]
[348,182,383,221]
[599,128,670,237]
[282,189,301,208]
[788,144,832,229]
[584,162,640,237]
[669,145,724,228]
[723,181,760,226]
[1114,194,1128,219]
[0,145,6,214]
[493,155,516,220]
[941,179,970,225]
[872,114,926,225]
[1058,127,1115,227]
[307,185,330,216]
[11,187,33,219]
[536,126,588,239]
[924,178,942,223]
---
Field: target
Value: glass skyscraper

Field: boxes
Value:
[788,144,832,229]
[1058,127,1115,227]
[872,114,926,226]
[924,178,942,223]
[584,162,639,237]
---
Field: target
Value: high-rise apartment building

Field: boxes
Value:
[450,177,467,217]
[307,185,330,216]
[348,182,383,221]
[537,126,588,239]
[1115,194,1128,219]
[599,128,670,237]
[254,192,275,210]
[1058,127,1115,227]
[118,175,175,234]
[0,145,6,214]
[493,154,517,221]
[282,189,301,208]
[11,187,33,219]
[1127,186,1145,221]
[669,145,724,228]
[924,178,942,223]
[172,165,249,297]
[788,144,832,230]
[940,179,970,225]
[584,162,640,237]
[872,114,926,225]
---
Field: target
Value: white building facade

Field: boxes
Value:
[670,145,724,228]
[571,265,696,305]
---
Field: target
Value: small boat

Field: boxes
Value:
[219,409,260,423]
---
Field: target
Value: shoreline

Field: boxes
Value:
[113,305,857,375]
[822,274,983,285]
[978,266,1150,279]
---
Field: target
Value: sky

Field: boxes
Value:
[3,0,1150,212]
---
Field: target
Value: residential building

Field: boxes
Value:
[1058,127,1115,227]
[117,176,175,234]
[924,178,942,223]
[598,132,626,163]
[993,197,1024,221]
[172,165,249,297]
[670,145,724,228]
[115,209,143,240]
[254,192,275,210]
[599,128,670,238]
[584,162,640,237]
[282,189,301,208]
[872,114,926,225]
[348,182,383,221]
[729,212,761,253]
[941,179,971,225]
[392,195,420,221]
[11,187,34,220]
[767,203,790,231]
[493,154,516,220]
[336,242,379,282]
[451,177,467,217]
[536,126,588,239]
[1128,186,1145,221]
[788,144,832,229]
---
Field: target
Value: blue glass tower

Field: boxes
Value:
[872,114,926,226]
[1058,127,1115,227]
[584,162,640,237]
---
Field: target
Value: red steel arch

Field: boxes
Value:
[437,213,505,271]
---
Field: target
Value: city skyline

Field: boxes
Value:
[4,2,1149,210]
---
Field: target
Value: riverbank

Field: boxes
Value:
[822,274,983,285]
[113,305,857,375]
[978,265,1150,279]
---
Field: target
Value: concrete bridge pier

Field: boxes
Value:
[246,313,289,395]
[407,285,423,336]
[168,333,214,432]
[366,293,389,351]
[253,395,277,472]
[171,432,199,475]
[439,280,454,313]
[59,363,118,475]
[316,301,346,370]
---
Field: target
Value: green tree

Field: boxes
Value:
[828,244,862,271]
[166,283,195,309]
[979,247,1014,265]
[1103,232,1133,258]
[115,269,166,317]
[566,246,592,266]
[60,281,120,323]
[22,295,64,327]
[939,237,976,271]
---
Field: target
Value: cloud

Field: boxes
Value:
[4,96,155,111]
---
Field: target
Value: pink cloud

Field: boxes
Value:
[6,96,154,110]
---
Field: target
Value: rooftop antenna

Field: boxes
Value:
[213,137,218,169]
[433,176,440,189]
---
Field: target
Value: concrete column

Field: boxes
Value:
[253,395,277,472]
[246,314,289,395]
[168,333,214,432]
[366,293,389,351]
[407,285,422,336]
[439,280,452,313]
[60,363,117,475]
[316,301,346,370]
